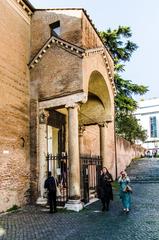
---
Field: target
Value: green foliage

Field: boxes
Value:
[100,26,149,143]
[116,113,147,143]
[6,205,20,212]
[112,181,120,191]
[115,73,148,112]
[100,26,138,64]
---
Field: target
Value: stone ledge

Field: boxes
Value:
[64,199,84,212]
[36,197,47,205]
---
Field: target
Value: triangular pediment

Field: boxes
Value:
[29,35,85,69]
[29,35,116,96]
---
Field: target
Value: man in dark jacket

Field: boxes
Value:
[99,167,113,211]
[44,171,57,213]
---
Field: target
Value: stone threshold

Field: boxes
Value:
[84,198,99,207]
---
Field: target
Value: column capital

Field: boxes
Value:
[39,109,49,124]
[98,122,108,128]
[65,102,80,110]
[79,126,86,136]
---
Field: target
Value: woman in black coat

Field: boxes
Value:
[99,167,113,211]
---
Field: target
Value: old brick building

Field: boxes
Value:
[0,0,116,212]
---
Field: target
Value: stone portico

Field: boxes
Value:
[29,9,116,208]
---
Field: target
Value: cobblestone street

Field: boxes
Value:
[1,158,159,240]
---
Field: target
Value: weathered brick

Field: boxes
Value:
[0,0,31,212]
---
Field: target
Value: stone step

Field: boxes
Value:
[131,180,159,184]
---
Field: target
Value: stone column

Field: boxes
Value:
[79,126,85,155]
[37,109,49,204]
[99,122,107,168]
[65,103,83,211]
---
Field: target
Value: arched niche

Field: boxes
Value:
[79,71,113,126]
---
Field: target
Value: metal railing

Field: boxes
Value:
[46,153,68,206]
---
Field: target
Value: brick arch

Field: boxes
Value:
[83,52,114,112]
[88,70,112,116]
[79,70,113,126]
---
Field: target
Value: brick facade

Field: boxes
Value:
[0,0,31,212]
[0,1,116,212]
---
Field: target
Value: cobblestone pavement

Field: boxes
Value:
[1,158,159,240]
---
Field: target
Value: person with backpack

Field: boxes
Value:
[44,171,57,213]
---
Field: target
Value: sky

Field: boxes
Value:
[30,0,159,100]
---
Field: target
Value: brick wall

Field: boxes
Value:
[30,10,84,101]
[0,0,31,212]
[116,136,145,176]
[30,46,83,101]
[82,124,116,178]
[31,10,82,59]
[81,11,103,49]
[82,126,144,179]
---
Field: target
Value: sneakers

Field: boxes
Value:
[123,208,129,213]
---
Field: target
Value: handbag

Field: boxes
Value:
[123,185,132,193]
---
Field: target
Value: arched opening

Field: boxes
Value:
[79,70,114,203]
[79,70,113,126]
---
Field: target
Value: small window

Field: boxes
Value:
[50,21,60,37]
[150,116,157,138]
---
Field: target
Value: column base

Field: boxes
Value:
[65,199,84,212]
[36,197,47,205]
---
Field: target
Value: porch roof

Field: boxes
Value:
[29,35,116,96]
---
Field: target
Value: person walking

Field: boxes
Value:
[99,167,113,211]
[118,170,132,213]
[44,171,57,213]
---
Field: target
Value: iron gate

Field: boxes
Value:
[80,155,102,204]
[46,153,68,206]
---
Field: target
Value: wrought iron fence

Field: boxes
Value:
[80,154,102,204]
[46,153,68,206]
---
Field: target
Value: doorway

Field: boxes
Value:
[80,154,102,204]
[47,110,68,205]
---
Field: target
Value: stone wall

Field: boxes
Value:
[31,9,105,58]
[30,10,84,101]
[31,10,82,59]
[81,126,145,179]
[116,136,145,176]
[0,0,31,212]
[81,11,103,49]
[81,125,100,156]
[30,46,83,101]
[81,124,116,178]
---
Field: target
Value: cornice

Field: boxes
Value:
[16,0,33,16]
[6,0,32,24]
[34,8,113,61]
[85,47,116,96]
[29,35,85,69]
[29,37,116,96]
